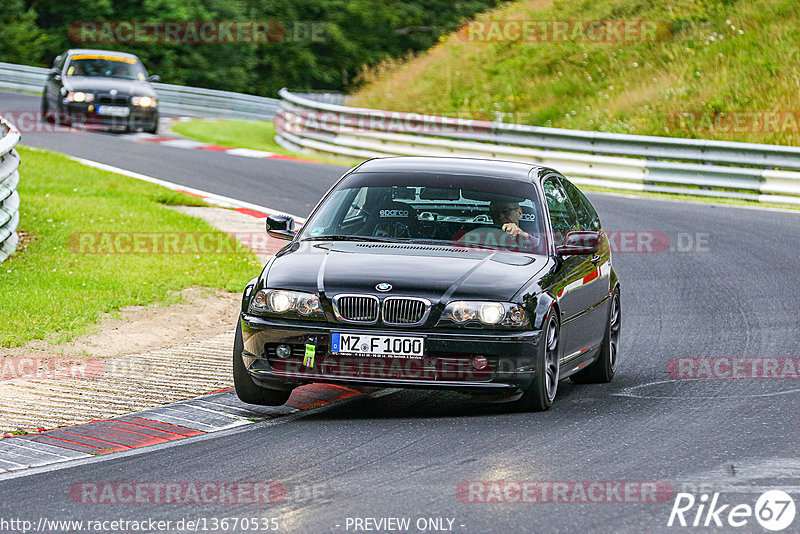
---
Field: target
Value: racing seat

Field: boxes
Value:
[360,201,419,238]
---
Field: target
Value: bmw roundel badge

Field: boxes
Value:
[376,282,392,292]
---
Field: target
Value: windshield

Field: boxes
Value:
[299,171,547,253]
[66,54,147,80]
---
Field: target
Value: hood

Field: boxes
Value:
[264,241,548,303]
[63,77,156,97]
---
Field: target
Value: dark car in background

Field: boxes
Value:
[236,157,621,412]
[41,49,160,133]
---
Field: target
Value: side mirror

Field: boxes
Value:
[147,75,161,83]
[266,215,295,241]
[557,231,602,256]
[49,68,61,80]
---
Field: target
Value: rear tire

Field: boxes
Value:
[515,311,560,412]
[233,320,292,406]
[571,289,620,384]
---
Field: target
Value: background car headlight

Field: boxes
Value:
[249,289,324,318]
[440,301,527,328]
[132,96,156,107]
[66,91,94,103]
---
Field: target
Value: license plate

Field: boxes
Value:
[331,333,424,359]
[97,106,130,117]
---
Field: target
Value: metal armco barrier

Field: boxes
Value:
[275,89,800,206]
[0,62,280,120]
[0,115,21,262]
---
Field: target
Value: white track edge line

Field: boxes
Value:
[69,156,307,223]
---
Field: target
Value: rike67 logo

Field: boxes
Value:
[668,490,796,531]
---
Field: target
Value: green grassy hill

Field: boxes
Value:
[351,0,800,145]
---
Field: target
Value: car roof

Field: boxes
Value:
[352,157,550,182]
[65,49,141,60]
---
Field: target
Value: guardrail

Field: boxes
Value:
[0,61,280,120]
[0,116,21,262]
[275,89,800,206]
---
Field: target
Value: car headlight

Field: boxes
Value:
[248,289,324,319]
[440,301,527,328]
[66,91,94,103]
[132,96,156,107]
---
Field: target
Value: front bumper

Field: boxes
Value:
[61,102,157,130]
[240,314,542,395]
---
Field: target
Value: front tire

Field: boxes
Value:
[233,320,292,406]
[571,289,620,384]
[516,311,560,412]
[41,96,53,123]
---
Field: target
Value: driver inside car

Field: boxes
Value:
[456,199,540,251]
[489,200,530,238]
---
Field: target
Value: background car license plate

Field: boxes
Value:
[97,106,130,117]
[331,333,424,358]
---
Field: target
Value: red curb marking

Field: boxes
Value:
[21,435,111,454]
[209,387,235,394]
[235,207,269,218]
[62,426,171,448]
[305,383,362,395]
[115,417,204,437]
[175,189,204,198]
[266,154,320,164]
[93,421,189,442]
[305,383,364,399]
[43,430,131,451]
[133,133,321,164]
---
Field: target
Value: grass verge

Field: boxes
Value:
[351,0,800,146]
[169,119,359,167]
[0,146,258,347]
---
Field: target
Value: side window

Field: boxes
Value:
[543,176,579,245]
[560,177,601,231]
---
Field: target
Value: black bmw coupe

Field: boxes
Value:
[41,49,160,133]
[236,157,620,411]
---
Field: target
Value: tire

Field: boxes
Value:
[233,320,292,406]
[571,289,620,384]
[145,120,158,134]
[515,310,560,412]
[41,97,53,123]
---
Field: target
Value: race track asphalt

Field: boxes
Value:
[2,90,799,533]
